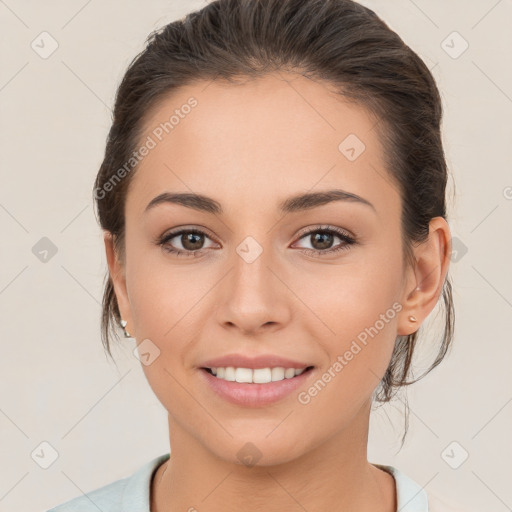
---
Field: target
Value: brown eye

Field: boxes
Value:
[180,232,205,250]
[293,226,356,256]
[309,232,335,251]
[157,228,218,257]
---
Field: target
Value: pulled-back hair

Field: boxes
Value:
[93,0,454,421]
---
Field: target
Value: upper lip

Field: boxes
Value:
[199,354,313,370]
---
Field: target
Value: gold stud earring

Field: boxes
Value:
[408,315,417,323]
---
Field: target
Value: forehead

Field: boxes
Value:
[128,71,398,217]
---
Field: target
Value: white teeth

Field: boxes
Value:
[208,366,307,383]
[235,368,253,383]
[271,367,284,381]
[224,367,236,381]
[284,368,296,379]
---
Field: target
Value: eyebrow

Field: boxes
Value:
[144,189,376,215]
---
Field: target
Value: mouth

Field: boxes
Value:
[199,364,316,407]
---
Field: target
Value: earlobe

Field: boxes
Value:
[397,217,451,336]
[103,231,134,335]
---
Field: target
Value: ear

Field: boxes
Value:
[104,231,134,336]
[397,217,452,336]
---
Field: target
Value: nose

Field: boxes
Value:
[215,246,292,336]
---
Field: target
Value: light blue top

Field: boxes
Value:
[47,453,430,511]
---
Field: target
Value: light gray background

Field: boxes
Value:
[1,1,511,511]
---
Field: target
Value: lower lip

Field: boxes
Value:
[198,367,314,407]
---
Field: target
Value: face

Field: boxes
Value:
[108,72,431,466]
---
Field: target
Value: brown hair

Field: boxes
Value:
[93,0,454,427]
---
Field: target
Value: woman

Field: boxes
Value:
[49,0,457,510]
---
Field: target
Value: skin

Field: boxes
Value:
[104,71,451,512]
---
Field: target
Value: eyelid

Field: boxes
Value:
[291,225,356,251]
[294,224,355,240]
[158,224,219,243]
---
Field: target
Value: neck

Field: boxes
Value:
[151,400,396,512]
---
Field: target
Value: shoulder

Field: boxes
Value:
[46,476,129,512]
[375,464,429,511]
[373,463,464,512]
[46,453,170,512]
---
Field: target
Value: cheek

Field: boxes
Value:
[124,253,207,412]
[291,246,403,394]
[293,277,400,425]
[125,241,212,336]
[294,249,403,340]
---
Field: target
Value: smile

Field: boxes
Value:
[199,366,315,407]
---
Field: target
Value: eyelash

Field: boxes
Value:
[157,225,356,258]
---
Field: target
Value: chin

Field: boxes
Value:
[203,430,312,468]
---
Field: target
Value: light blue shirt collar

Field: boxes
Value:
[49,453,430,511]
[121,456,429,512]
[374,463,430,511]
